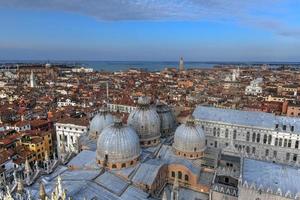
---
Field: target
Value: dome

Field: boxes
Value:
[128,96,161,146]
[156,102,176,137]
[89,108,114,137]
[96,120,141,168]
[173,119,206,159]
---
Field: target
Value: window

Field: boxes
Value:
[293,154,297,162]
[273,151,277,158]
[263,134,267,144]
[265,149,269,157]
[225,129,229,138]
[252,133,256,142]
[214,141,218,148]
[112,164,117,168]
[213,127,216,136]
[256,133,260,143]
[121,163,126,168]
[279,138,283,146]
[284,139,287,147]
[283,125,286,131]
[252,147,256,154]
[225,177,229,183]
[178,171,182,179]
[291,126,294,132]
[217,128,220,137]
[286,153,290,161]
[295,141,299,149]
[233,130,237,139]
[268,135,272,145]
[275,138,278,146]
[288,140,292,148]
[171,171,175,178]
[246,132,250,141]
[275,124,279,129]
[185,175,189,181]
[246,146,250,153]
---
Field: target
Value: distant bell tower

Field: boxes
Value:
[29,70,37,88]
[179,57,184,72]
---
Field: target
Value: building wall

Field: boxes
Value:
[55,123,88,157]
[196,120,300,166]
[286,106,300,117]
[211,190,238,200]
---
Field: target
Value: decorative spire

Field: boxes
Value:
[25,158,32,173]
[57,176,63,197]
[162,190,168,200]
[39,182,46,200]
[16,179,24,193]
[35,160,40,171]
[45,150,50,162]
[3,186,14,200]
[171,172,179,200]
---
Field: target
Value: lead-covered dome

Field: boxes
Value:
[156,101,176,137]
[173,119,206,159]
[128,96,161,147]
[96,120,140,169]
[89,108,114,138]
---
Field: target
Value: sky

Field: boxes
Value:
[0,0,300,62]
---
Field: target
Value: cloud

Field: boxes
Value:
[0,0,299,38]
[0,0,278,20]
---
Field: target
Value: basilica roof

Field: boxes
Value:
[96,121,141,163]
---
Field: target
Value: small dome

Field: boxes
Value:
[89,108,114,136]
[156,102,176,137]
[173,119,206,158]
[128,96,161,146]
[96,120,140,165]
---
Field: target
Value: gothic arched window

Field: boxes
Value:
[184,174,189,181]
[178,171,182,179]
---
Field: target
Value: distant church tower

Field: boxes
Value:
[29,70,37,88]
[179,57,184,72]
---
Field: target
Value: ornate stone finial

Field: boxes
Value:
[4,186,13,200]
[162,190,168,200]
[266,187,273,194]
[13,170,17,183]
[39,182,46,200]
[45,151,50,162]
[242,180,248,188]
[25,158,32,173]
[16,179,24,193]
[35,160,40,171]
[60,142,66,154]
[250,182,256,190]
[285,190,292,198]
[62,189,67,200]
[53,152,57,161]
[57,176,63,197]
[276,188,282,196]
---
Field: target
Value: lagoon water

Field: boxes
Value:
[1,60,300,71]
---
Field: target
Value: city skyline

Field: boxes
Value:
[0,0,300,61]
